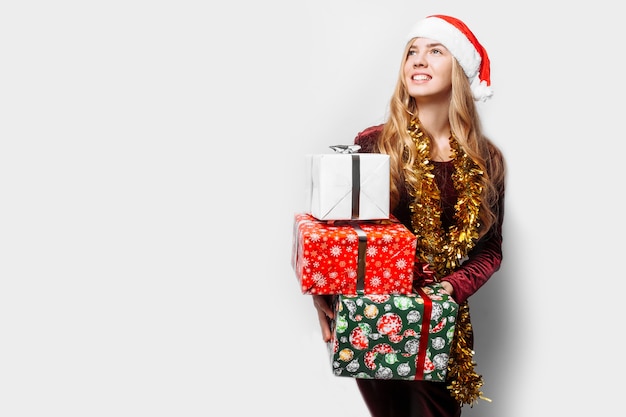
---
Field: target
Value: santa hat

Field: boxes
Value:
[406,15,493,102]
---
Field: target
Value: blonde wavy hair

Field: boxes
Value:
[373,42,506,238]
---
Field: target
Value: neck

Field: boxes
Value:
[414,103,451,142]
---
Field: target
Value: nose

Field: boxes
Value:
[412,53,426,68]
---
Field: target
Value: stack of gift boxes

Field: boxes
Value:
[291,146,460,382]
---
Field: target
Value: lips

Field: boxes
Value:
[412,74,431,81]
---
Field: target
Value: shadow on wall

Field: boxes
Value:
[460,215,524,417]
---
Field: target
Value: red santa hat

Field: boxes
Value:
[406,15,493,102]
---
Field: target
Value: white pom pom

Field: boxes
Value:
[471,78,493,102]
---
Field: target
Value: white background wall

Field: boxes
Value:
[1,1,623,416]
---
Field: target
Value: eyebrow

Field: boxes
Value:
[410,42,446,49]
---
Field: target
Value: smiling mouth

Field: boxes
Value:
[412,75,431,81]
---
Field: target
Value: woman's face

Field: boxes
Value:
[403,37,453,100]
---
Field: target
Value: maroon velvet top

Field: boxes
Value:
[355,124,504,304]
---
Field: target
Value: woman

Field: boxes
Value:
[312,15,506,417]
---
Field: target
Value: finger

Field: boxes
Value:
[316,308,332,342]
[313,296,334,319]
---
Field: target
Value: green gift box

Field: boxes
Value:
[328,283,459,381]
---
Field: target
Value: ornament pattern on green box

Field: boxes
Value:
[328,284,459,381]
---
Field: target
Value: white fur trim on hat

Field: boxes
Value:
[406,15,493,102]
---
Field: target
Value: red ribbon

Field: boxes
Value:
[413,287,432,380]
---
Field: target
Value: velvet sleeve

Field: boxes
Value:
[443,187,505,304]
[354,124,384,151]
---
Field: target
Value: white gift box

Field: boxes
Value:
[305,151,390,220]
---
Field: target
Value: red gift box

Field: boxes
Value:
[292,213,417,295]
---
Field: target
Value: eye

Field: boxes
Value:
[431,48,442,55]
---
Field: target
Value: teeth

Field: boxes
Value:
[412,75,430,81]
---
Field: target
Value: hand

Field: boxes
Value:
[440,280,454,296]
[312,295,334,342]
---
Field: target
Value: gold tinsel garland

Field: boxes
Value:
[406,119,488,406]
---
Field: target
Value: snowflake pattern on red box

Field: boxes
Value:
[292,213,417,295]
